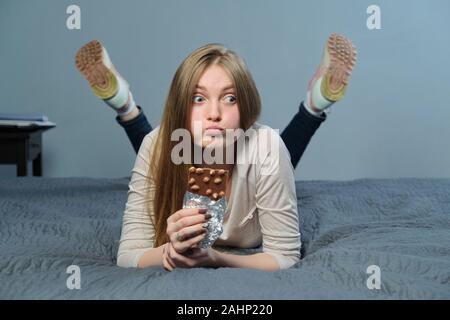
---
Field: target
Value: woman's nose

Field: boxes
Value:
[206,101,221,121]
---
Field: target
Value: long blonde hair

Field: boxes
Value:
[149,43,261,247]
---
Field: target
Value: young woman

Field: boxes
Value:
[75,36,357,271]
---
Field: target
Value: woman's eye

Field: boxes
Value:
[193,95,204,103]
[225,95,236,104]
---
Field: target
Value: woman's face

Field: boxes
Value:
[189,64,240,148]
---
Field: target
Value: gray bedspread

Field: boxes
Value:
[0,177,449,299]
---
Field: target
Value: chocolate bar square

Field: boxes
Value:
[187,166,229,200]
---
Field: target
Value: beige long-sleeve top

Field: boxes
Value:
[117,122,301,269]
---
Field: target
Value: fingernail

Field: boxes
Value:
[204,213,212,219]
[198,208,207,214]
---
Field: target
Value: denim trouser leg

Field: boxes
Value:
[115,106,153,154]
[280,101,326,169]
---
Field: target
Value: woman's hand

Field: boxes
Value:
[166,208,211,254]
[162,242,218,271]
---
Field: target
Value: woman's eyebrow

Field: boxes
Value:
[195,85,235,92]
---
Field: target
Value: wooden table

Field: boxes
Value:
[0,124,55,176]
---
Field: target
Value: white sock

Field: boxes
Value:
[304,76,334,116]
[311,76,334,110]
[305,91,324,117]
[104,77,137,116]
[104,76,128,109]
[122,91,137,116]
[116,91,137,116]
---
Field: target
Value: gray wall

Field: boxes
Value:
[1,0,449,180]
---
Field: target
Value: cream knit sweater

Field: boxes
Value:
[117,123,301,269]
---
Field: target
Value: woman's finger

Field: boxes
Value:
[168,213,210,237]
[163,259,172,271]
[169,244,203,268]
[171,223,207,244]
[166,246,177,269]
[167,208,207,225]
[162,254,174,271]
[173,231,207,254]
[176,232,206,253]
[184,248,207,259]
[166,257,176,270]
[185,232,208,249]
[165,243,178,268]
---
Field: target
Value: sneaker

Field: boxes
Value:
[307,33,357,108]
[75,40,128,100]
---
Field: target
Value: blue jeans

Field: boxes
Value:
[116,102,325,169]
[115,106,153,154]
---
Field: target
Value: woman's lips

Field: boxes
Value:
[204,128,225,136]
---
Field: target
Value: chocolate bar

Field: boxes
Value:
[187,166,229,200]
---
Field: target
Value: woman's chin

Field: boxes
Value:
[204,134,238,147]
[200,136,224,149]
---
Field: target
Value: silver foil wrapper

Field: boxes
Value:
[182,191,227,249]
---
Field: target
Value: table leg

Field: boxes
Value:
[17,157,27,177]
[33,152,42,176]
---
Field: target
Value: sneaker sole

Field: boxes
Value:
[75,40,118,100]
[321,33,357,102]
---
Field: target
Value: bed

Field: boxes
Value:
[0,177,449,299]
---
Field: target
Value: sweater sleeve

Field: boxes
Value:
[117,133,157,268]
[255,130,301,269]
